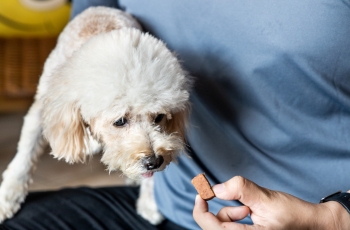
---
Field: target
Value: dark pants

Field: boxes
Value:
[0,186,186,230]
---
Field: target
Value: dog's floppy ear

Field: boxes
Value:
[42,102,88,164]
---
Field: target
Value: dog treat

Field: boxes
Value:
[191,173,215,201]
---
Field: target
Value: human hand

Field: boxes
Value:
[193,176,350,229]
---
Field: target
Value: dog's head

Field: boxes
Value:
[41,28,191,179]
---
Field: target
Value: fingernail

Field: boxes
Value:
[195,194,201,204]
[212,183,225,194]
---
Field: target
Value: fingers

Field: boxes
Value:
[212,176,273,208]
[216,206,251,222]
[193,195,209,214]
[193,195,255,230]
[193,195,222,229]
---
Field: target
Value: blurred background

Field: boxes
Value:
[0,0,124,191]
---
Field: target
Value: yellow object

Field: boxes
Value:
[0,0,71,37]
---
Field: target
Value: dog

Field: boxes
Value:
[0,7,191,225]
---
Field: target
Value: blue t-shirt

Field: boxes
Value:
[74,1,350,229]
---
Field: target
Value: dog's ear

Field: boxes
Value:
[42,102,88,164]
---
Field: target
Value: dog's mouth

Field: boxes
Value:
[141,172,154,178]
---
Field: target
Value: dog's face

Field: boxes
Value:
[41,28,191,180]
[91,110,186,179]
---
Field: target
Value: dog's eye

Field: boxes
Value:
[154,114,165,123]
[113,118,127,127]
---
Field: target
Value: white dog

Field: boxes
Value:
[0,7,191,225]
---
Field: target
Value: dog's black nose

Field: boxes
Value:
[142,155,164,170]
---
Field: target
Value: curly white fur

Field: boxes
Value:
[0,7,191,225]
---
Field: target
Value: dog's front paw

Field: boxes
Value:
[0,174,28,223]
[0,197,21,223]
[136,195,164,225]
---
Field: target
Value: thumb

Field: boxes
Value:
[212,176,271,207]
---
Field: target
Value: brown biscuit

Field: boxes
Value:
[191,173,215,201]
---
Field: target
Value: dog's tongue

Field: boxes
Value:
[142,172,154,178]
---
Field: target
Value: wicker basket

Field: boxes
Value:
[0,37,57,112]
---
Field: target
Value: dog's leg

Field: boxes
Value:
[0,100,47,223]
[136,177,164,225]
